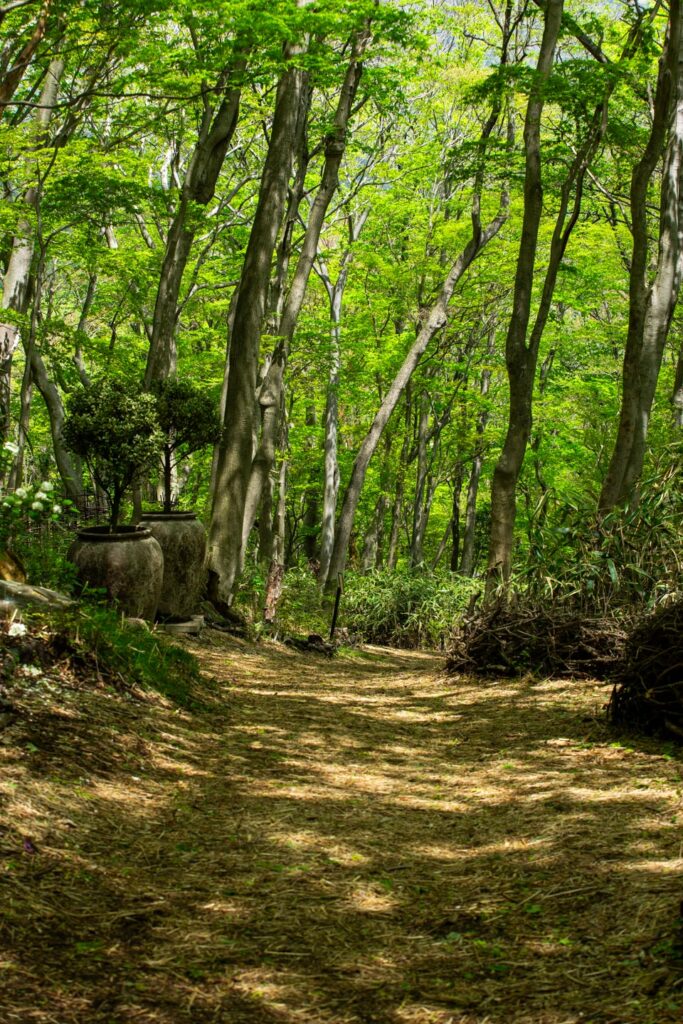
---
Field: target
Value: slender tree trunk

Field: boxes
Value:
[263,453,287,623]
[317,301,341,585]
[241,29,372,554]
[487,0,607,583]
[410,391,431,567]
[0,58,63,444]
[360,492,388,572]
[673,330,683,426]
[386,397,411,571]
[529,348,555,528]
[317,214,367,588]
[8,243,47,489]
[0,58,82,498]
[431,517,451,571]
[448,467,464,571]
[0,0,51,119]
[143,56,246,386]
[302,402,318,561]
[208,36,309,608]
[600,1,683,509]
[375,492,389,569]
[325,177,509,588]
[460,334,494,575]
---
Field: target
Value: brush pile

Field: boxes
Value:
[447,601,628,679]
[609,598,683,739]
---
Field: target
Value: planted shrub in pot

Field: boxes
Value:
[63,378,165,620]
[141,377,222,620]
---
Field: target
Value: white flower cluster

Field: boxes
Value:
[0,479,62,518]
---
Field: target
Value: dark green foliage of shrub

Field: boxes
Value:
[63,377,162,530]
[11,523,78,592]
[152,377,222,512]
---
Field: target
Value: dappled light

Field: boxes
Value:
[2,633,682,1022]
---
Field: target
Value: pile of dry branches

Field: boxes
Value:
[447,601,628,680]
[609,598,683,739]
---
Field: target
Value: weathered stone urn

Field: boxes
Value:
[139,512,207,620]
[68,526,164,621]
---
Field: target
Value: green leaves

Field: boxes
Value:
[152,376,222,456]
[63,377,163,529]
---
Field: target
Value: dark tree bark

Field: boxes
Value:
[486,0,616,582]
[207,34,310,607]
[240,26,373,559]
[0,0,50,120]
[143,53,246,386]
[599,0,683,509]
[449,466,464,572]
[460,330,495,575]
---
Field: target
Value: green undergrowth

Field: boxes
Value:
[235,565,481,649]
[26,604,206,709]
[341,569,480,648]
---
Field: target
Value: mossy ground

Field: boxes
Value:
[1,629,682,1023]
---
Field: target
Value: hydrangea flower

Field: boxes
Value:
[40,481,53,492]
[31,501,44,512]
[15,487,27,499]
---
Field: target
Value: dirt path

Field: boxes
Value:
[1,634,683,1024]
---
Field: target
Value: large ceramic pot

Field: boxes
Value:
[68,526,164,621]
[139,512,207,619]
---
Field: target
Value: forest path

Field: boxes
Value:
[2,634,683,1024]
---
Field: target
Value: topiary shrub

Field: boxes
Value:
[63,377,162,530]
[151,377,222,513]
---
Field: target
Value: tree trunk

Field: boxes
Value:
[240,30,372,555]
[361,493,388,572]
[599,1,683,509]
[263,454,287,623]
[239,85,312,560]
[460,333,494,575]
[0,58,63,445]
[410,391,431,567]
[325,180,509,588]
[487,0,580,584]
[449,467,464,571]
[302,402,319,561]
[207,36,309,608]
[386,397,411,571]
[143,56,246,386]
[8,243,46,489]
[673,330,683,426]
[0,0,50,119]
[316,213,367,588]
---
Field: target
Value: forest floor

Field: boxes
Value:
[1,631,683,1024]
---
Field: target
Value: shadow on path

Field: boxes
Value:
[1,634,682,1024]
